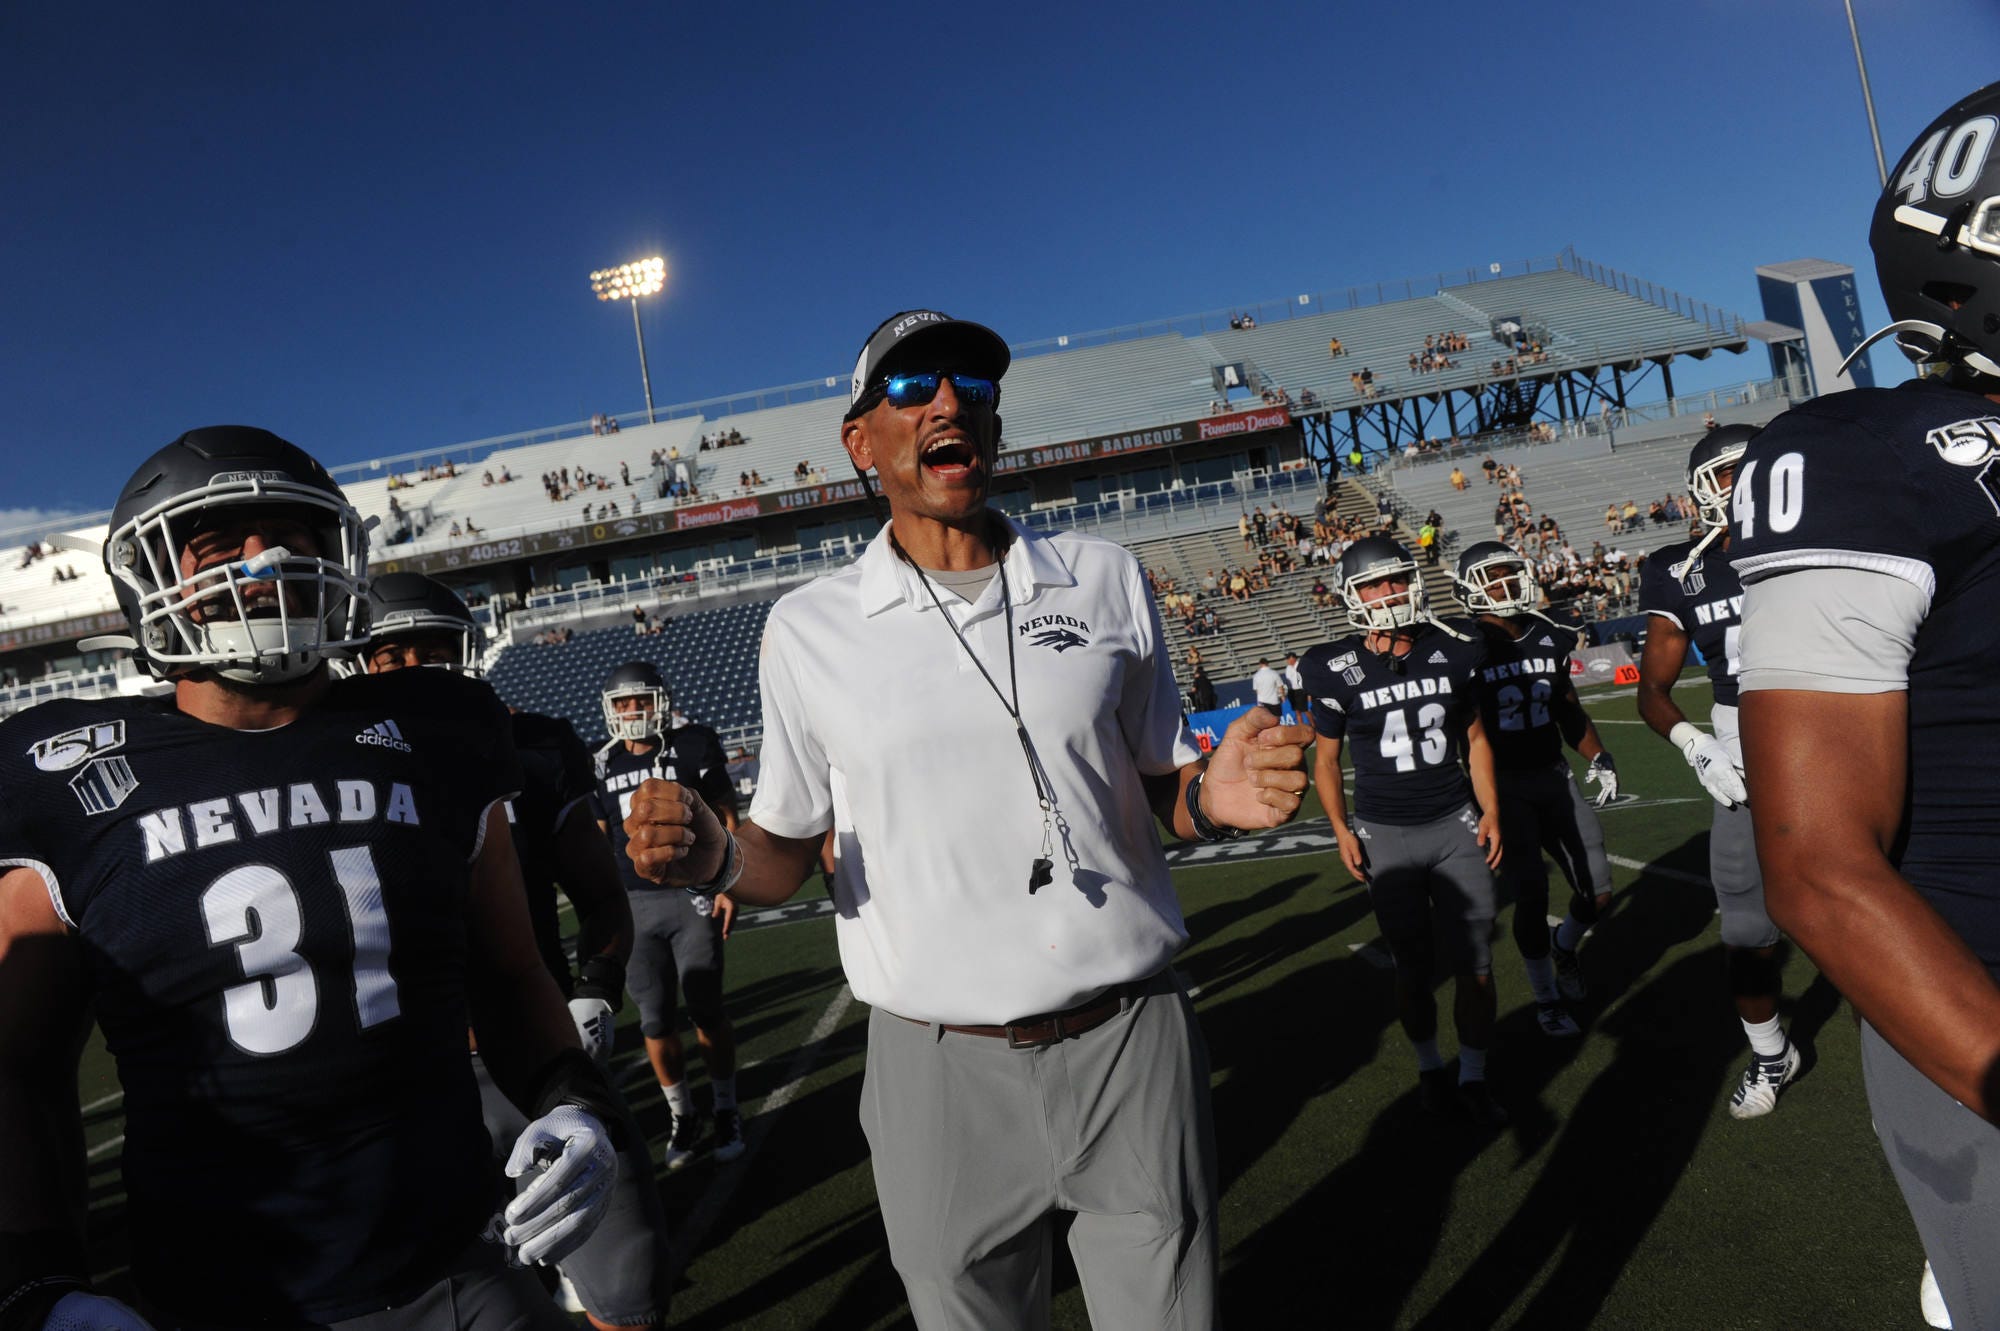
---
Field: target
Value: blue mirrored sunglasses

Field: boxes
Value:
[870,371,999,410]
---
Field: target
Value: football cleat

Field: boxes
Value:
[1549,927,1588,1001]
[1728,1042,1802,1120]
[709,1108,746,1164]
[1536,1001,1582,1039]
[1457,1080,1511,1129]
[664,1111,701,1171]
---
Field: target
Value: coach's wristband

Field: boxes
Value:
[688,833,744,899]
[1186,772,1245,842]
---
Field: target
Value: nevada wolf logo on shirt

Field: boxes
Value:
[1020,614,1091,653]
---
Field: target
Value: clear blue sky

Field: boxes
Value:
[3,0,1995,528]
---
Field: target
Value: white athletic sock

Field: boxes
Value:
[662,1081,693,1120]
[1742,1015,1788,1059]
[1524,956,1560,1004]
[711,1075,737,1113]
[1459,1046,1488,1085]
[1412,1038,1445,1072]
[1554,916,1588,953]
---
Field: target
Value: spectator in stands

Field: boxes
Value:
[1647,499,1667,527]
[1311,574,1333,609]
[1228,570,1249,602]
[1349,371,1363,395]
[1450,464,1468,492]
[1408,353,1420,375]
[1238,512,1253,553]
[1347,445,1365,474]
[1252,507,1269,545]
[1328,337,1345,357]
[1251,660,1284,719]
[1418,519,1438,565]
[1620,498,1640,530]
[481,470,494,487]
[1359,367,1376,397]
[463,518,482,536]
[500,466,513,483]
[1199,606,1221,635]
[1188,666,1217,714]
[448,520,462,538]
[739,471,752,491]
[1481,455,1499,484]
[1241,313,1255,328]
[1299,388,1318,408]
[750,470,765,488]
[1605,503,1621,536]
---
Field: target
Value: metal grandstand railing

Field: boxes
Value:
[503,468,1328,633]
[1566,252,1744,338]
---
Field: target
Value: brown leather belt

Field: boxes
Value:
[895,981,1138,1049]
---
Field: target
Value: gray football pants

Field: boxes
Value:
[859,968,1218,1331]
[1352,804,1499,976]
[1861,1020,2000,1330]
[474,1053,673,1326]
[1496,763,1612,912]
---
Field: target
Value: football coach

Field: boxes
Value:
[622,309,1314,1328]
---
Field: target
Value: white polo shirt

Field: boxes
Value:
[750,514,1201,1024]
[1252,665,1284,706]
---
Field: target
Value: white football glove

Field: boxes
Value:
[567,996,616,1066]
[1670,722,1747,808]
[1584,752,1619,807]
[42,1293,157,1331]
[489,1104,618,1267]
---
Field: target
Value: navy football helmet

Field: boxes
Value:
[1687,424,1759,530]
[1337,535,1426,631]
[602,661,667,741]
[104,426,371,684]
[364,573,484,677]
[1866,81,2000,381]
[1453,540,1539,615]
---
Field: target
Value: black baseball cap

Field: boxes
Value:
[847,310,1010,410]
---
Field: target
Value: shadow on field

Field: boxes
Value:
[1214,832,1756,1326]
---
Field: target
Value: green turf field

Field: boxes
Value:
[75,675,1928,1329]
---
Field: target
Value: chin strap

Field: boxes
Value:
[1670,525,1725,582]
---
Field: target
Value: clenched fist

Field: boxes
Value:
[1202,709,1315,830]
[622,779,728,887]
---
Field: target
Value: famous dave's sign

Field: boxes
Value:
[374,405,1294,576]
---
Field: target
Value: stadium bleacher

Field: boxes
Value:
[486,599,773,749]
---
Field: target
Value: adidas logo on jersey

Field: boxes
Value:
[1428,650,1449,664]
[356,720,413,753]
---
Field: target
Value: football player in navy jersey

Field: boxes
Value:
[361,574,674,1331]
[592,661,746,1169]
[1454,542,1619,1039]
[0,428,620,1330]
[1301,535,1509,1125]
[1636,424,1800,1120]
[1732,83,2000,1328]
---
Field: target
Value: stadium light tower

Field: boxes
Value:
[590,256,666,424]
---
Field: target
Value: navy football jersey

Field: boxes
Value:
[1732,379,2000,977]
[594,723,736,896]
[0,668,522,1322]
[1640,536,1744,706]
[1300,619,1486,824]
[1475,616,1583,771]
[507,709,596,992]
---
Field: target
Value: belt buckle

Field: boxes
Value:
[1006,1019,1057,1050]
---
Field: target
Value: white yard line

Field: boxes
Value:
[668,983,856,1277]
[86,1133,124,1161]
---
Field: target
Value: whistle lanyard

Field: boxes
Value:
[897,537,1058,893]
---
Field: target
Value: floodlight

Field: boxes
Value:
[589,255,668,423]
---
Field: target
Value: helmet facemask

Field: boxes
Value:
[1688,443,1748,530]
[1341,562,1426,632]
[365,615,484,679]
[602,683,667,741]
[1456,552,1539,615]
[106,479,370,685]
